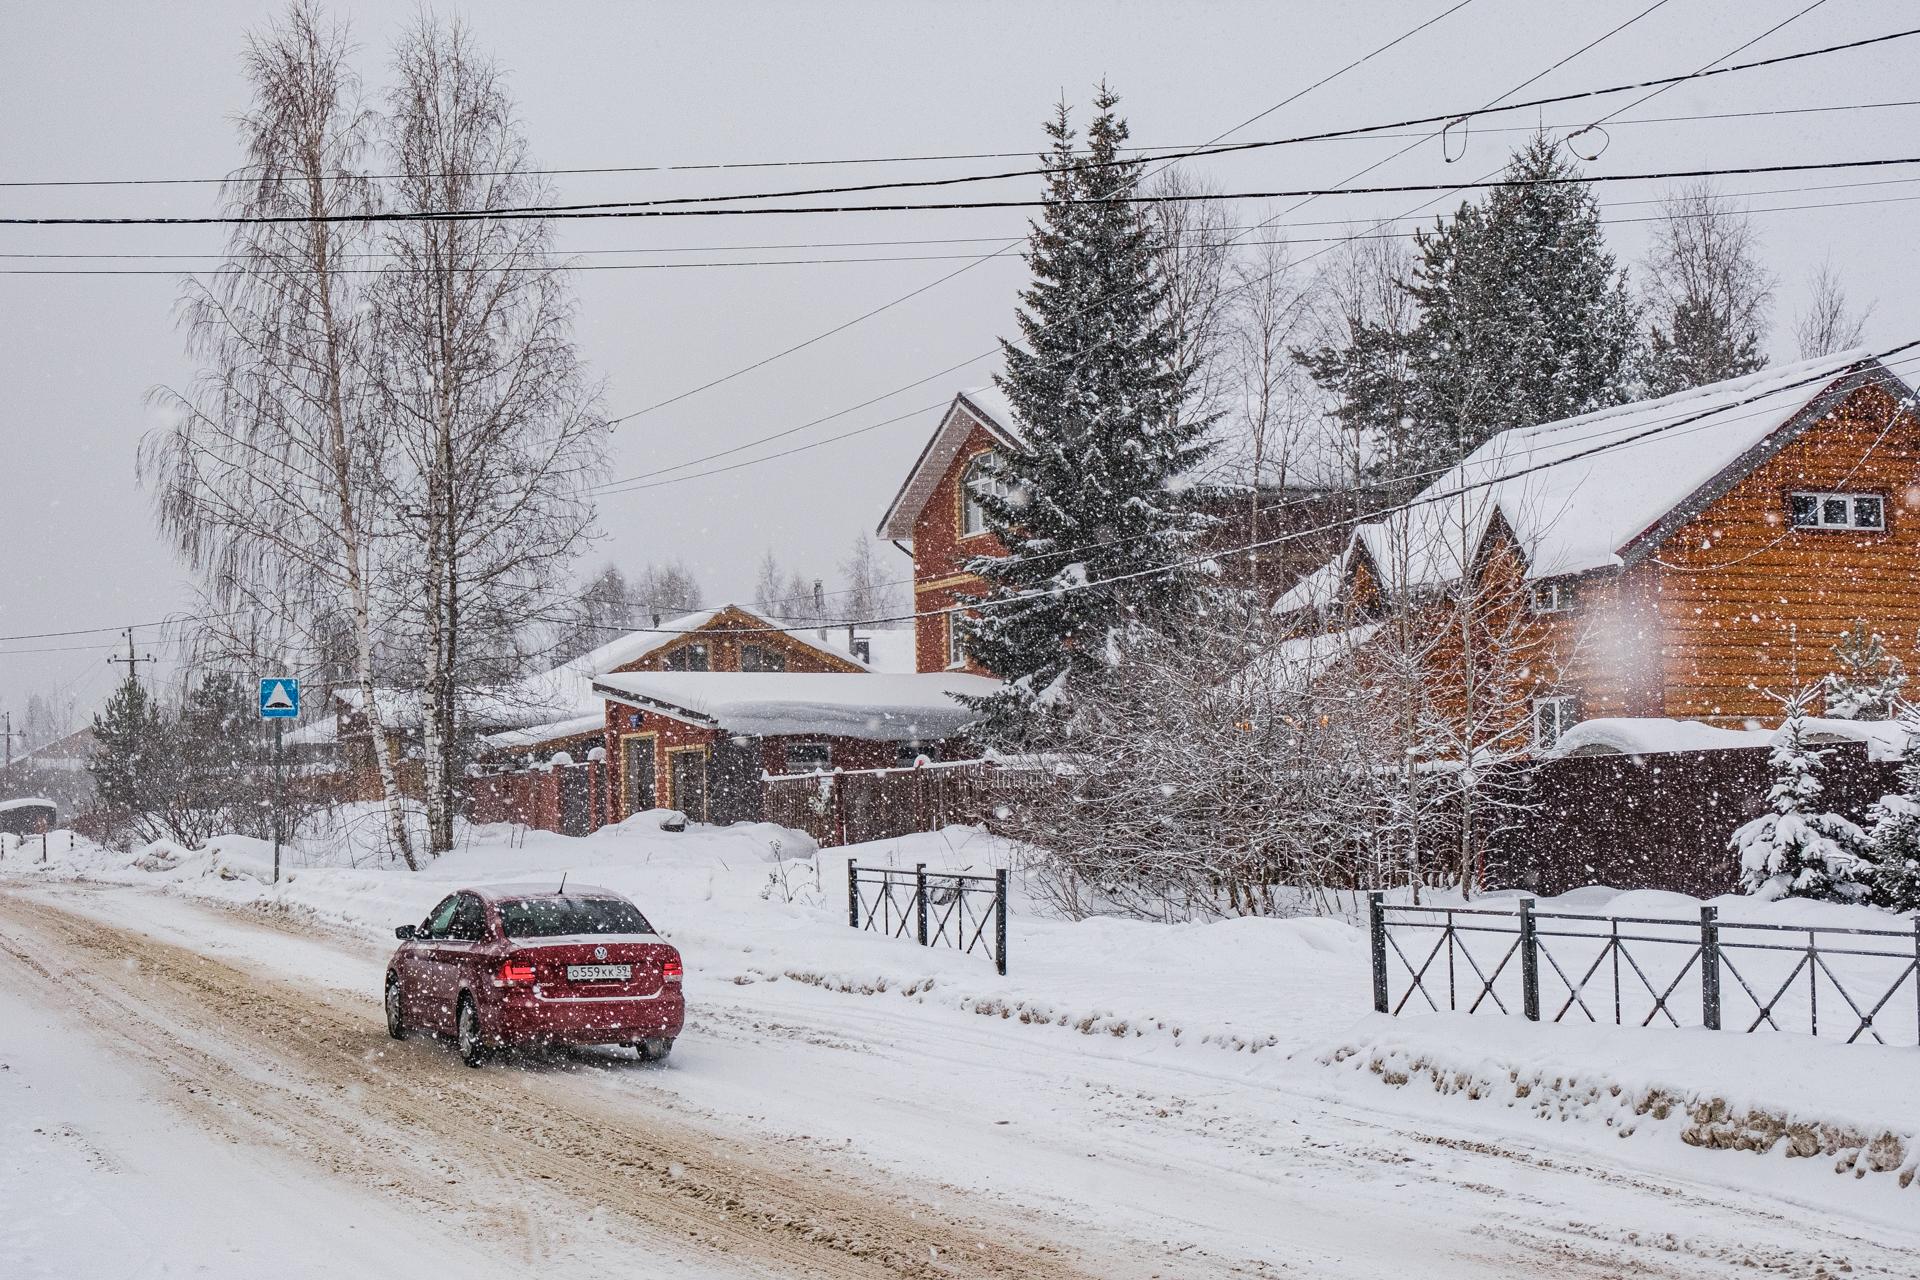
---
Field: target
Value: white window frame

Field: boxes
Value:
[785,741,832,774]
[960,451,1006,538]
[1530,580,1578,615]
[1533,695,1578,750]
[1789,491,1885,531]
[946,615,967,669]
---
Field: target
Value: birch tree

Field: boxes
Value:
[141,1,417,865]
[372,15,607,854]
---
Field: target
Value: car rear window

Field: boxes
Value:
[498,896,654,939]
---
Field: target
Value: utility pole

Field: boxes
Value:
[106,628,156,686]
[0,712,25,772]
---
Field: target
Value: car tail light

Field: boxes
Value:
[662,953,683,983]
[495,958,536,985]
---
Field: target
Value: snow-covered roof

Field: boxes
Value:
[1276,351,1903,609]
[0,797,55,813]
[1549,718,1772,758]
[476,713,607,755]
[818,626,917,673]
[593,670,999,741]
[1271,623,1381,685]
[283,713,339,747]
[877,387,1025,541]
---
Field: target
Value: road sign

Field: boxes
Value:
[259,677,300,719]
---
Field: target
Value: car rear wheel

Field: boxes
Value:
[634,1036,673,1062]
[384,976,406,1040]
[456,996,487,1068]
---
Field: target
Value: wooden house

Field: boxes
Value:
[593,669,997,824]
[1273,350,1920,748]
[876,386,1354,674]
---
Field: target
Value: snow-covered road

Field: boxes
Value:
[7,875,1916,1278]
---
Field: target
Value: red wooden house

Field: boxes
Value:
[1273,350,1920,748]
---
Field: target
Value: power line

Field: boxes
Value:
[5,23,1913,195]
[17,153,1920,229]
[13,171,1917,265]
[15,186,1920,277]
[597,2,1772,431]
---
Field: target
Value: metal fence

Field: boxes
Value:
[1369,892,1920,1045]
[848,862,1008,975]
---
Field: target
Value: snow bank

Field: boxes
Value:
[1316,1013,1920,1191]
[1549,717,1770,757]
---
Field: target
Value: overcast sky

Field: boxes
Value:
[3,0,1915,724]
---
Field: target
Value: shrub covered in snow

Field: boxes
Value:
[1733,687,1871,902]
[1865,703,1920,912]
[1821,618,1907,721]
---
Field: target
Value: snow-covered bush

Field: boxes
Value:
[1865,703,1920,912]
[1821,619,1907,720]
[1733,687,1871,902]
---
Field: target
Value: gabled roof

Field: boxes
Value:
[877,386,1024,541]
[594,670,999,741]
[1274,350,1908,613]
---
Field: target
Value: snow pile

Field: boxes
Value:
[1317,1013,1920,1190]
[1548,717,1769,757]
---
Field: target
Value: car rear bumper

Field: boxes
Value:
[488,987,685,1046]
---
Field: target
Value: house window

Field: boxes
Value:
[664,642,710,671]
[1790,491,1885,531]
[961,452,1006,537]
[741,644,786,673]
[1530,581,1578,614]
[1533,695,1579,750]
[896,741,933,768]
[785,741,832,774]
[947,616,967,669]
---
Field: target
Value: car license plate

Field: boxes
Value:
[566,964,630,982]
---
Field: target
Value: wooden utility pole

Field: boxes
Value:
[106,628,156,686]
[0,711,25,772]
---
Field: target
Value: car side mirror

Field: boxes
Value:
[395,925,420,941]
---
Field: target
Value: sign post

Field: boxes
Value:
[258,678,300,884]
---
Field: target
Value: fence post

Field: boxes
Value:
[1368,891,1389,1014]
[847,860,860,929]
[1518,897,1540,1022]
[915,863,929,946]
[994,867,1008,976]
[1700,904,1721,1031]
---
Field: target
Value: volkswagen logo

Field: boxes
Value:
[593,945,608,961]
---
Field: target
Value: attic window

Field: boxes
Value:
[961,452,1006,537]
[1790,491,1884,531]
[741,644,786,673]
[664,642,710,671]
[1530,581,1578,615]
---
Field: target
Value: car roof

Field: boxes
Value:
[462,882,628,904]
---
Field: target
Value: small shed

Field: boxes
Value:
[0,797,57,837]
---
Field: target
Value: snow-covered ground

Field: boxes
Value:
[6,815,1920,1276]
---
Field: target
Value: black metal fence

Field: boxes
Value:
[1369,892,1920,1045]
[848,862,1008,975]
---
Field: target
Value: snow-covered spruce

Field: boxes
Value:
[1823,618,1908,721]
[1734,686,1872,902]
[961,85,1217,739]
[1866,702,1920,911]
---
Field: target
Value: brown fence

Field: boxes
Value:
[467,759,615,837]
[1484,742,1901,897]
[762,759,1043,848]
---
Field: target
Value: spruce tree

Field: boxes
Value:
[1732,687,1871,902]
[1865,703,1920,911]
[1821,618,1906,720]
[1302,134,1640,493]
[88,675,170,835]
[963,87,1215,732]
[1645,297,1765,397]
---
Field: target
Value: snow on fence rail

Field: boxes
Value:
[1368,893,1920,1045]
[848,862,1008,975]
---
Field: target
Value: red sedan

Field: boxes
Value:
[385,884,684,1067]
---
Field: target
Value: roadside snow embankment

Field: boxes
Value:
[1316,1013,1920,1190]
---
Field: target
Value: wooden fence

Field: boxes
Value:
[467,759,615,837]
[762,759,1043,848]
[1484,741,1901,897]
